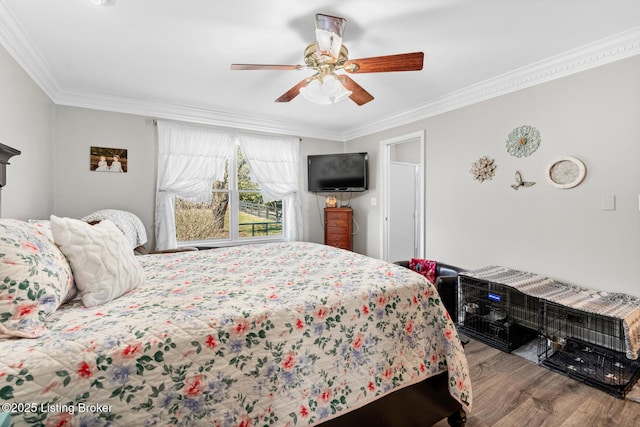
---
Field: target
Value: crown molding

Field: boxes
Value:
[54,89,345,141]
[1,0,639,143]
[0,1,62,100]
[342,26,640,141]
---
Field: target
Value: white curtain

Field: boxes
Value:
[238,134,303,241]
[155,121,235,250]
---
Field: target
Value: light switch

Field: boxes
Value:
[602,194,615,211]
[371,197,377,207]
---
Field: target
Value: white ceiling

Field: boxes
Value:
[2,0,640,141]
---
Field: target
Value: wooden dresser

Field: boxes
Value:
[324,207,353,251]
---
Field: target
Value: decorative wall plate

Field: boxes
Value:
[545,156,586,189]
[506,125,541,158]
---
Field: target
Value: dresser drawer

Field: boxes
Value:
[326,225,349,235]
[325,215,351,227]
[327,237,350,249]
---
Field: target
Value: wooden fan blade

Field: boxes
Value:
[275,77,314,103]
[231,64,306,71]
[338,75,374,106]
[343,52,424,73]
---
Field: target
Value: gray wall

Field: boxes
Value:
[299,138,345,244]
[52,107,341,249]
[0,44,54,219]
[53,106,157,246]
[346,55,640,297]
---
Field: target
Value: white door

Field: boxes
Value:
[380,131,425,262]
[388,162,418,262]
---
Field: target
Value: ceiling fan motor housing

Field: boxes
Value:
[304,42,350,69]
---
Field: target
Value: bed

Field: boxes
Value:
[0,216,471,426]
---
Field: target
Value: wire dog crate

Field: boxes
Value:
[458,275,539,353]
[538,301,640,398]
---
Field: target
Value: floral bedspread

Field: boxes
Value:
[0,242,471,426]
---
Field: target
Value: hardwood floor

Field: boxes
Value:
[433,338,640,427]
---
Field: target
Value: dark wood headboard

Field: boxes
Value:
[0,143,22,216]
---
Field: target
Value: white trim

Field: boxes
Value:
[379,130,425,262]
[179,236,285,249]
[344,26,640,141]
[54,88,345,141]
[1,0,639,142]
[0,1,61,100]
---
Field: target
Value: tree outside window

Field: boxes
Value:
[175,147,283,243]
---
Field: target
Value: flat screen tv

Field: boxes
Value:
[307,152,368,192]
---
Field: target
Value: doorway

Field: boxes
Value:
[380,131,425,262]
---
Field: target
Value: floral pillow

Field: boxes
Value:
[409,258,436,283]
[28,219,53,242]
[0,219,75,338]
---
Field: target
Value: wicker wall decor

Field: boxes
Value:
[470,156,496,182]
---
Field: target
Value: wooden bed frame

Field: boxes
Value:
[0,143,21,216]
[319,372,466,426]
[2,143,467,426]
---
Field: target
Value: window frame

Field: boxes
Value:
[176,144,286,248]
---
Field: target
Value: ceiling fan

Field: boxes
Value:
[230,14,424,106]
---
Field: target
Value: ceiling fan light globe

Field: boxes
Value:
[300,80,331,105]
[300,76,351,105]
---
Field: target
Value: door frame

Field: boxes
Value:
[379,130,425,261]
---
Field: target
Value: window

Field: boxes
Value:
[156,120,300,250]
[175,146,283,244]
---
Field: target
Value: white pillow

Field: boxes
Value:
[50,215,145,307]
